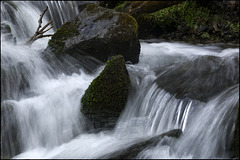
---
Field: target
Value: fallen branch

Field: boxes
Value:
[26,6,54,46]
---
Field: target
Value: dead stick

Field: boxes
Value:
[38,20,53,33]
[26,6,54,46]
[39,25,54,34]
[36,34,53,39]
[33,6,48,39]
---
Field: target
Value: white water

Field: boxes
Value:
[1,1,239,159]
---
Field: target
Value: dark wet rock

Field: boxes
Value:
[81,55,130,131]
[42,47,103,75]
[1,101,21,159]
[1,23,12,34]
[1,23,14,41]
[155,54,239,102]
[100,129,182,159]
[47,4,140,64]
[99,1,119,9]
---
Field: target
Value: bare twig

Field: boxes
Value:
[36,34,53,39]
[26,6,54,46]
[39,25,54,34]
[38,20,53,33]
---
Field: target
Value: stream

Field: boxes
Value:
[1,1,239,159]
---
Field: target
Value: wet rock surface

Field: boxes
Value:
[100,129,182,159]
[47,4,140,64]
[81,55,130,131]
[155,54,239,102]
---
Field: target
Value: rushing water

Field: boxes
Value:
[1,1,239,159]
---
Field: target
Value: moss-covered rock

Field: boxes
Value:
[48,22,79,55]
[135,0,239,43]
[47,4,140,64]
[81,55,130,130]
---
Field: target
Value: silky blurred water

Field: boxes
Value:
[1,1,239,159]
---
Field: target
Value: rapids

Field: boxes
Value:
[1,1,239,159]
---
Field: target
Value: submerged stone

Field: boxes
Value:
[48,4,140,64]
[81,55,130,131]
[100,129,182,159]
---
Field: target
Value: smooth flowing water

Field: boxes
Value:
[1,1,239,159]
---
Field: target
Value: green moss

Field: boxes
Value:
[201,32,210,39]
[81,55,130,116]
[230,22,240,33]
[136,0,239,42]
[118,13,138,34]
[114,1,130,11]
[86,4,99,13]
[48,22,79,54]
[139,0,211,30]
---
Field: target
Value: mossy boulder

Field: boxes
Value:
[81,55,130,131]
[135,1,239,43]
[47,4,140,64]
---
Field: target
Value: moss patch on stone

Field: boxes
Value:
[137,1,211,32]
[114,1,131,12]
[136,0,239,43]
[118,13,138,34]
[81,55,130,116]
[48,22,79,54]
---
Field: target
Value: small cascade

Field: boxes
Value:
[29,1,79,29]
[1,1,239,159]
[1,1,78,41]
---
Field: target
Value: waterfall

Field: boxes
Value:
[1,1,78,41]
[1,1,239,159]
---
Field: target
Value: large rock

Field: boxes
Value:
[1,23,14,42]
[155,54,239,102]
[47,4,140,64]
[81,55,130,131]
[100,129,182,159]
